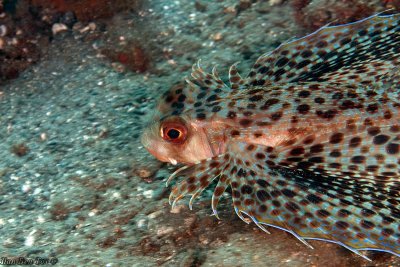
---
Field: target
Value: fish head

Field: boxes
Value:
[142,63,232,165]
[141,113,219,165]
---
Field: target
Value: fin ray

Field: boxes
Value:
[223,142,400,257]
[168,155,226,208]
[245,13,400,86]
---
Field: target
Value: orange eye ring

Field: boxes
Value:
[160,121,187,144]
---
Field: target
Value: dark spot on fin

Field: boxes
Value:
[167,140,400,259]
[229,63,245,90]
[156,61,229,118]
[244,13,400,86]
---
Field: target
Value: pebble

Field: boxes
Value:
[52,23,68,35]
[80,22,96,33]
[0,25,7,37]
[88,22,96,31]
[238,0,252,11]
[269,0,283,5]
[170,204,186,214]
[194,1,207,12]
[24,230,36,246]
[137,219,147,229]
[137,168,151,178]
[211,32,223,41]
[143,189,153,199]
[21,183,31,193]
[148,210,163,219]
[156,226,174,236]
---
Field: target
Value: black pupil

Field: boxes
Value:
[167,129,180,139]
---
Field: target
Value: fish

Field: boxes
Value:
[141,13,400,260]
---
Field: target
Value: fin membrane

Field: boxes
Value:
[226,142,400,257]
[156,62,229,118]
[245,13,400,86]
[167,154,229,210]
[168,141,400,258]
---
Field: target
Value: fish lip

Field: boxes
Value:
[145,145,166,162]
[168,158,178,165]
[142,139,176,164]
[140,131,150,148]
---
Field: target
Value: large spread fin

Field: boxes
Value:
[225,142,400,259]
[168,141,400,259]
[244,13,400,86]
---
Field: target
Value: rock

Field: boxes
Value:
[269,0,284,5]
[52,23,68,35]
[0,25,7,37]
[238,0,252,12]
[195,1,207,12]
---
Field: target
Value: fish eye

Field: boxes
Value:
[166,128,181,139]
[160,121,187,144]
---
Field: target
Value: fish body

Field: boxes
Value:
[141,13,400,259]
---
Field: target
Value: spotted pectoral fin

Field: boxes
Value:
[224,142,400,259]
[228,62,245,90]
[244,13,400,86]
[167,155,229,210]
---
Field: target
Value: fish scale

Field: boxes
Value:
[141,13,400,259]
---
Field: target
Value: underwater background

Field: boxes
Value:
[0,0,400,266]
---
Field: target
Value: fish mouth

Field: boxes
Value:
[167,158,178,165]
[148,149,178,165]
[140,131,159,158]
[140,130,151,149]
[141,132,178,164]
[146,146,173,163]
